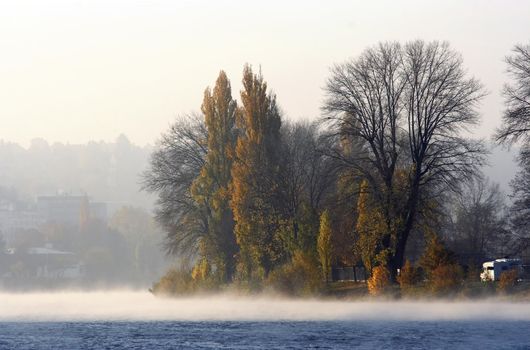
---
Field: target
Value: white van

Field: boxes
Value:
[480,258,522,281]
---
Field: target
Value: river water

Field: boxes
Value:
[1,291,529,349]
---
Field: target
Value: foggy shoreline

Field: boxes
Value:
[2,290,530,322]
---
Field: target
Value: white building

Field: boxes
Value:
[0,209,44,246]
[37,194,108,228]
[0,194,108,246]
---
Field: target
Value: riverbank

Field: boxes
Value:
[151,274,530,302]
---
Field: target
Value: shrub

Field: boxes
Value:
[151,258,219,296]
[191,258,211,281]
[398,260,420,294]
[367,265,391,296]
[150,267,195,295]
[191,257,219,291]
[465,263,481,283]
[429,263,463,295]
[232,251,266,292]
[418,232,464,296]
[266,251,322,296]
[419,234,455,277]
[498,269,518,293]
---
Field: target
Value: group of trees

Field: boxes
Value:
[145,40,530,294]
[144,66,339,289]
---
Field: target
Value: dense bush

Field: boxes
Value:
[397,260,420,294]
[191,258,211,281]
[150,267,195,295]
[266,251,323,296]
[498,269,518,293]
[367,265,391,296]
[429,263,463,295]
[465,264,481,283]
[191,257,219,290]
[419,234,455,275]
[151,258,220,295]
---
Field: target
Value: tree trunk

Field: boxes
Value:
[390,173,421,281]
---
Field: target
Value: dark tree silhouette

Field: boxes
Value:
[142,114,208,256]
[496,43,530,146]
[323,40,486,277]
[495,43,530,255]
[446,177,509,264]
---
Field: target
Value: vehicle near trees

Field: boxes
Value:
[480,258,522,281]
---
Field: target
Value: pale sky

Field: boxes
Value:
[1,0,529,147]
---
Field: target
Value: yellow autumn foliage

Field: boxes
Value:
[367,265,391,296]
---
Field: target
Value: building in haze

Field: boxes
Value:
[0,194,108,247]
[36,194,108,229]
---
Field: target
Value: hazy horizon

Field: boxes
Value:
[1,0,530,147]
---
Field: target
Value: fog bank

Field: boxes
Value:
[1,291,530,322]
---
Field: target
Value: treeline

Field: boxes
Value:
[144,40,530,295]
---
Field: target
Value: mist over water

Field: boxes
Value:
[2,291,530,322]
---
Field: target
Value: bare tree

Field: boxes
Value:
[495,43,530,146]
[279,122,338,218]
[277,121,339,251]
[323,41,485,277]
[494,43,530,254]
[323,42,404,196]
[142,113,208,256]
[445,177,509,264]
[509,149,530,253]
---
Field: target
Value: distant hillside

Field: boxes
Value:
[0,135,154,213]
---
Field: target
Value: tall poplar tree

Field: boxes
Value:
[355,180,387,274]
[231,65,283,281]
[191,71,238,282]
[317,210,333,283]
